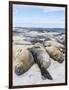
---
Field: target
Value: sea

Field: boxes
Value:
[13,27,65,33]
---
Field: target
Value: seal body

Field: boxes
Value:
[46,46,64,63]
[29,43,52,80]
[13,48,34,75]
[30,47,51,69]
[44,40,65,53]
[56,34,65,45]
[44,40,64,49]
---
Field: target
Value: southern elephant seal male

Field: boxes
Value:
[44,40,65,53]
[13,48,34,75]
[56,34,65,45]
[46,46,64,63]
[28,43,52,80]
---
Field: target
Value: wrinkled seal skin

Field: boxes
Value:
[29,43,52,80]
[46,46,64,63]
[44,40,64,49]
[44,40,65,54]
[13,48,34,75]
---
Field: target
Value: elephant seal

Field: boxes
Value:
[13,47,34,75]
[56,35,65,45]
[44,40,64,49]
[46,46,64,63]
[28,43,53,80]
[44,40,65,53]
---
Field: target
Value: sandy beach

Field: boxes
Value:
[13,59,65,86]
[12,28,65,86]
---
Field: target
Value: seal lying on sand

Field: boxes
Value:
[44,40,65,53]
[13,48,34,75]
[46,46,64,63]
[44,40,64,49]
[29,43,53,80]
[56,35,65,45]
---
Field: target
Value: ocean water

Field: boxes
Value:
[13,27,65,33]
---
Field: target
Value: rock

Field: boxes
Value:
[29,43,52,79]
[13,48,34,75]
[46,46,64,63]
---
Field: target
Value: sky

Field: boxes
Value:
[13,4,65,28]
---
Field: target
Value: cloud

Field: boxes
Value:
[13,4,65,12]
[42,7,65,13]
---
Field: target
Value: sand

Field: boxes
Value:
[13,57,65,86]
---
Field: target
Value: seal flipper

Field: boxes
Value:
[39,66,53,80]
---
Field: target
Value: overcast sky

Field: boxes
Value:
[13,4,65,28]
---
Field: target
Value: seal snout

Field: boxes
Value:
[58,54,64,63]
[14,64,24,75]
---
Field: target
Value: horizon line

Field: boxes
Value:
[13,26,65,29]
